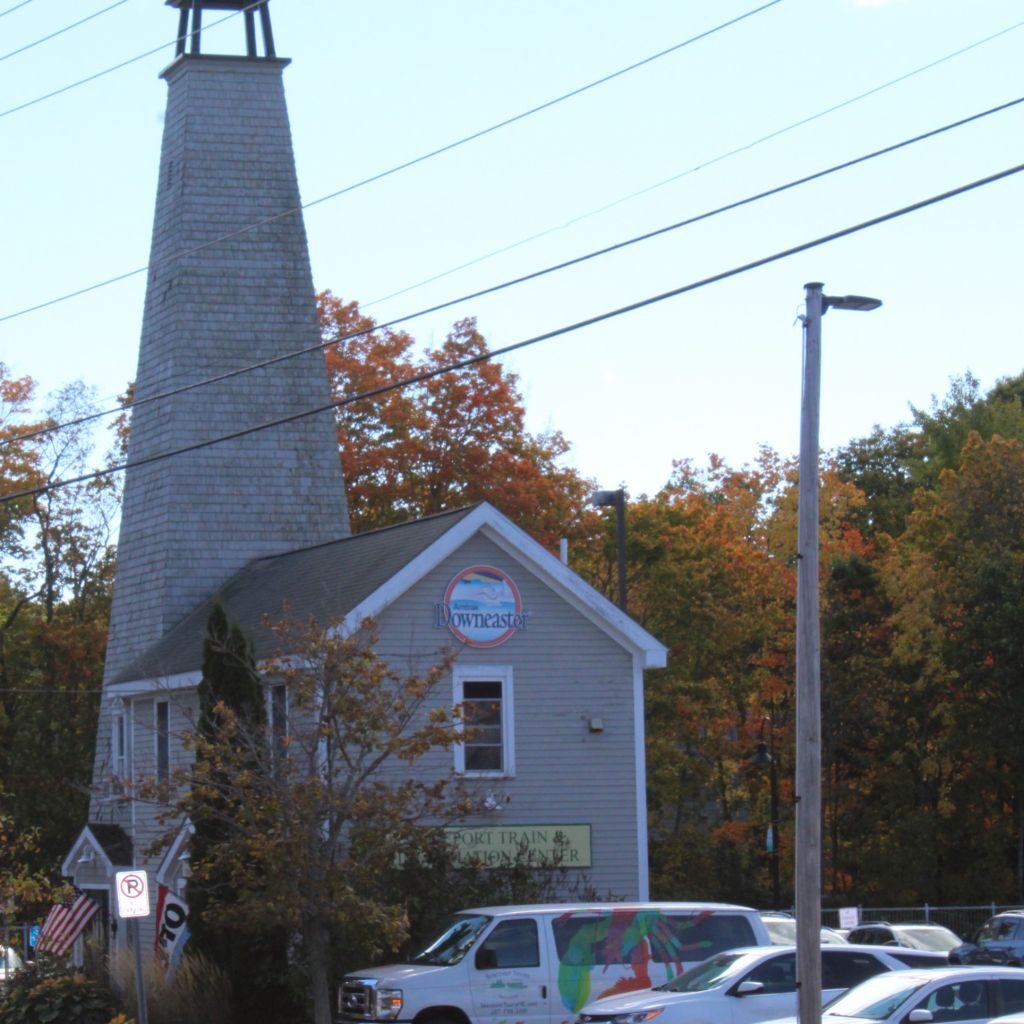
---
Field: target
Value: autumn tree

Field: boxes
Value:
[0,373,116,886]
[318,292,592,549]
[171,614,468,1024]
[579,454,794,905]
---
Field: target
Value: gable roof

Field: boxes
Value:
[63,823,134,876]
[109,502,666,689]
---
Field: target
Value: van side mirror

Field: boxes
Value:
[476,947,498,970]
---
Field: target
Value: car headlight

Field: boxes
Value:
[373,988,403,1020]
[609,1010,665,1024]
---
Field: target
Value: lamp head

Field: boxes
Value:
[823,294,882,313]
[592,488,623,508]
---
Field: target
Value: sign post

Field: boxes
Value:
[116,870,151,1024]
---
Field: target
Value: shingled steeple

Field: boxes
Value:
[101,14,350,688]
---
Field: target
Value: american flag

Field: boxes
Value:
[36,886,100,957]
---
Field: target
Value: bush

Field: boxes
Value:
[0,955,119,1024]
[108,949,232,1024]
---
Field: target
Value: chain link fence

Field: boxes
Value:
[818,905,1024,941]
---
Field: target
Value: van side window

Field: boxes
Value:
[553,913,634,966]
[657,914,757,962]
[476,919,540,969]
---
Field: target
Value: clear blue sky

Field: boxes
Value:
[2,0,1022,498]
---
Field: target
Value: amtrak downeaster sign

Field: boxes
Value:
[435,565,530,648]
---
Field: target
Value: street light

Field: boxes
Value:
[795,283,881,1024]
[592,487,627,612]
[753,716,781,909]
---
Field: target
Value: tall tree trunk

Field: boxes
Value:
[305,912,333,1024]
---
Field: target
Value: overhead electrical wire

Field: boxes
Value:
[0,0,35,17]
[2,7,1017,332]
[6,92,1021,451]
[4,158,1022,506]
[0,0,131,64]
[0,0,787,324]
[0,0,262,119]
[4,91,1022,452]
[362,16,1024,310]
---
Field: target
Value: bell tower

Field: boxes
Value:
[96,0,350,729]
[166,0,276,58]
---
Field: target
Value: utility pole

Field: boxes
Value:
[796,283,824,1024]
[795,283,880,1024]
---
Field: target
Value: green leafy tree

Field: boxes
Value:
[884,432,1024,901]
[0,376,116,883]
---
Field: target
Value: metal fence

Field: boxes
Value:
[818,905,1024,941]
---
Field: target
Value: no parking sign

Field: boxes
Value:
[115,870,150,919]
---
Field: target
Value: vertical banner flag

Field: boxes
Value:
[36,886,100,956]
[154,885,190,978]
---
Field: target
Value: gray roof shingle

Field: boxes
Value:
[111,505,479,684]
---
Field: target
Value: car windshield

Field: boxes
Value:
[764,918,797,944]
[656,952,750,992]
[977,918,1022,942]
[897,927,959,952]
[823,974,931,1020]
[407,914,492,966]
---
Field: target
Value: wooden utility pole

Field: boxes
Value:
[796,282,824,1024]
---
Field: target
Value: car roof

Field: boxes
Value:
[456,902,760,916]
[872,966,1024,983]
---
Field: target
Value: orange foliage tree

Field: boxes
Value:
[318,292,592,549]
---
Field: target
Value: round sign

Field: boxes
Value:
[438,565,527,648]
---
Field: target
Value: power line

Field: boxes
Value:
[6,92,1022,451]
[363,17,1024,310]
[0,0,787,324]
[4,158,1022,505]
[0,0,131,64]
[0,0,259,119]
[0,0,35,16]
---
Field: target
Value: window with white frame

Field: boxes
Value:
[113,708,127,780]
[454,665,514,776]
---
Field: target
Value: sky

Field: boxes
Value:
[1,0,1022,499]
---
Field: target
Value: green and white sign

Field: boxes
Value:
[446,825,592,868]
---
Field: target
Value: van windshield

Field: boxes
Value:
[407,914,492,966]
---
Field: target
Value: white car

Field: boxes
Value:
[0,945,23,986]
[760,913,848,946]
[574,944,938,1024]
[765,966,1024,1024]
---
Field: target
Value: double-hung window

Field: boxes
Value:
[454,665,514,776]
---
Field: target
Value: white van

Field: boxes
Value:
[337,902,771,1024]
